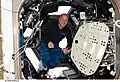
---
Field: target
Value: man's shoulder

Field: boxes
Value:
[42,20,58,30]
[49,20,58,24]
[47,20,58,28]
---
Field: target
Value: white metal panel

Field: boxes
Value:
[1,0,15,80]
[71,22,109,75]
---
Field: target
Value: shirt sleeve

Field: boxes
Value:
[65,28,73,49]
[42,21,55,43]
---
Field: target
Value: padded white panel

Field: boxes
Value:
[25,48,40,71]
[71,22,109,75]
[23,28,33,37]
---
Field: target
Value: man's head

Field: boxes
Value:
[58,14,69,29]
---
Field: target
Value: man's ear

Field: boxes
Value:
[58,17,61,23]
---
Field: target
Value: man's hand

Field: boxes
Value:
[48,41,54,48]
[62,48,69,54]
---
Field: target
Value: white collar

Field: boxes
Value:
[58,24,62,29]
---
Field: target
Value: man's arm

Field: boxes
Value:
[42,21,55,42]
[62,28,73,54]
[66,28,73,49]
[48,41,54,48]
[42,21,56,48]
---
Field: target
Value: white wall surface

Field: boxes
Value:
[1,0,15,80]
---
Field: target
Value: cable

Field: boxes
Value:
[13,23,37,60]
[14,47,26,62]
[12,45,25,60]
[0,63,15,75]
[10,2,44,79]
[13,21,41,61]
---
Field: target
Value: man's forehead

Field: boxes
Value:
[60,15,68,19]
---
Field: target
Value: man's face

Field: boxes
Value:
[59,15,68,29]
